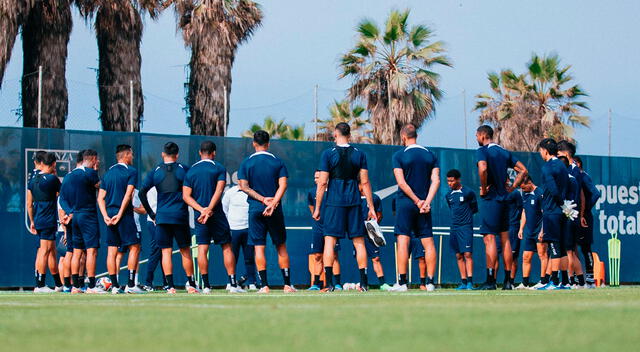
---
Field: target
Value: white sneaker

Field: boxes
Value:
[33,286,54,293]
[225,283,231,291]
[86,287,107,294]
[248,284,258,291]
[574,284,586,290]
[390,283,408,292]
[563,284,573,290]
[426,283,436,292]
[229,286,246,293]
[124,285,146,294]
[54,286,64,292]
[202,287,212,294]
[515,283,527,290]
[530,282,546,290]
[111,287,121,295]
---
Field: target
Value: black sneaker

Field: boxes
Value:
[474,282,497,290]
[237,276,247,287]
[502,281,513,290]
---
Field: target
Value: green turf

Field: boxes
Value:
[1,287,639,352]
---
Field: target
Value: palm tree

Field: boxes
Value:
[168,0,263,136]
[77,1,163,132]
[340,9,451,145]
[21,0,72,128]
[315,100,372,143]
[475,53,589,151]
[242,116,306,141]
[0,1,34,89]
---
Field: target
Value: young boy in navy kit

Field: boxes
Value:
[444,169,478,290]
[27,152,63,292]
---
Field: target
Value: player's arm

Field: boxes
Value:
[207,180,226,211]
[508,161,528,192]
[111,185,134,225]
[264,177,287,216]
[359,169,377,221]
[543,172,562,206]
[421,167,441,213]
[138,173,156,221]
[579,188,587,227]
[97,188,111,225]
[477,160,489,196]
[518,210,526,239]
[238,179,266,204]
[313,172,329,220]
[26,189,36,234]
[182,186,206,214]
[393,168,422,206]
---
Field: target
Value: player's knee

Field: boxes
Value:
[463,252,472,260]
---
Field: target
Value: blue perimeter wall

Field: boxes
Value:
[0,127,638,287]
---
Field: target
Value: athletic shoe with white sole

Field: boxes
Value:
[379,283,392,291]
[225,283,231,291]
[166,287,177,294]
[283,285,297,293]
[125,285,146,294]
[390,284,408,292]
[530,282,546,290]
[62,286,72,293]
[142,285,155,292]
[54,286,64,292]
[187,286,200,294]
[229,286,247,293]
[515,283,528,290]
[111,287,122,295]
[86,287,108,294]
[202,287,212,294]
[258,286,270,294]
[71,287,83,294]
[33,286,55,293]
[248,284,258,291]
[426,283,436,292]
[334,284,343,291]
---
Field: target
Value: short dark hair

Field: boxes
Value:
[557,140,576,157]
[477,125,494,139]
[538,138,558,156]
[82,149,98,158]
[574,155,583,167]
[253,130,270,146]
[42,152,57,166]
[558,155,570,167]
[34,150,47,163]
[446,169,461,179]
[199,140,216,154]
[400,123,417,139]
[335,122,350,137]
[116,144,132,155]
[163,142,179,156]
[76,149,85,164]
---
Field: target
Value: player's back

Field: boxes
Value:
[185,159,226,211]
[540,158,569,213]
[505,190,523,228]
[476,144,518,199]
[239,151,287,211]
[148,162,189,224]
[101,163,137,213]
[70,166,99,213]
[522,188,543,236]
[393,145,438,200]
[320,145,365,207]
[28,172,60,229]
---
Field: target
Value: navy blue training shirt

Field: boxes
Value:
[567,175,580,204]
[392,144,439,201]
[238,151,288,212]
[445,186,478,227]
[359,193,382,222]
[581,171,601,210]
[100,163,138,217]
[183,159,227,218]
[522,187,543,237]
[476,144,519,199]
[59,171,78,214]
[140,162,189,224]
[506,190,523,228]
[540,157,569,214]
[70,166,100,213]
[318,145,368,207]
[28,172,61,230]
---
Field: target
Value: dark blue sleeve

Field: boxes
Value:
[278,160,288,178]
[391,151,402,169]
[360,151,368,170]
[87,169,100,186]
[318,150,330,172]
[516,192,523,208]
[432,152,440,168]
[183,169,193,188]
[542,167,562,206]
[128,168,138,187]
[445,193,451,209]
[139,170,156,220]
[53,176,61,193]
[217,165,227,182]
[476,147,486,162]
[469,190,479,214]
[507,151,518,168]
[583,173,601,206]
[307,191,314,206]
[99,176,106,190]
[237,160,248,181]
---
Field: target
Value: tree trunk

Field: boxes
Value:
[0,14,19,88]
[21,0,71,129]
[95,2,143,132]
[187,33,232,136]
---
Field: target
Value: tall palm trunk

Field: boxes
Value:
[95,1,143,132]
[21,0,71,128]
[1,1,34,90]
[187,34,232,136]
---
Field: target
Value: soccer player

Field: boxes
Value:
[68,149,103,294]
[307,170,342,291]
[444,169,478,290]
[537,138,569,290]
[517,176,548,289]
[183,140,244,293]
[573,156,601,288]
[505,180,523,287]
[27,152,63,292]
[558,155,585,288]
[238,131,296,294]
[97,145,144,294]
[139,142,197,294]
[313,122,376,292]
[57,199,73,292]
[222,183,258,291]
[138,186,166,291]
[59,150,85,292]
[391,123,439,292]
[30,150,46,288]
[475,125,528,290]
[358,183,389,290]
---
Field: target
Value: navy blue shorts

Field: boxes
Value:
[508,226,521,257]
[449,226,473,254]
[106,213,140,248]
[156,223,191,249]
[310,226,340,254]
[522,234,538,252]
[409,237,425,259]
[248,207,286,246]
[577,212,594,246]
[55,231,67,257]
[394,199,433,238]
[194,212,231,245]
[479,197,509,235]
[323,205,364,239]
[37,227,57,241]
[364,236,380,258]
[542,212,563,243]
[548,240,565,259]
[564,218,577,250]
[64,223,74,253]
[72,212,100,249]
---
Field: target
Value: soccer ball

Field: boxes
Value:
[97,277,112,290]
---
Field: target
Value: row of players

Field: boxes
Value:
[26,122,600,293]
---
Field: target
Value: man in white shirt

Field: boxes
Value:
[222,184,257,290]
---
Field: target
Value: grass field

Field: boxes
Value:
[1,287,639,352]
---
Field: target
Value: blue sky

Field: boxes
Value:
[1,0,639,156]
